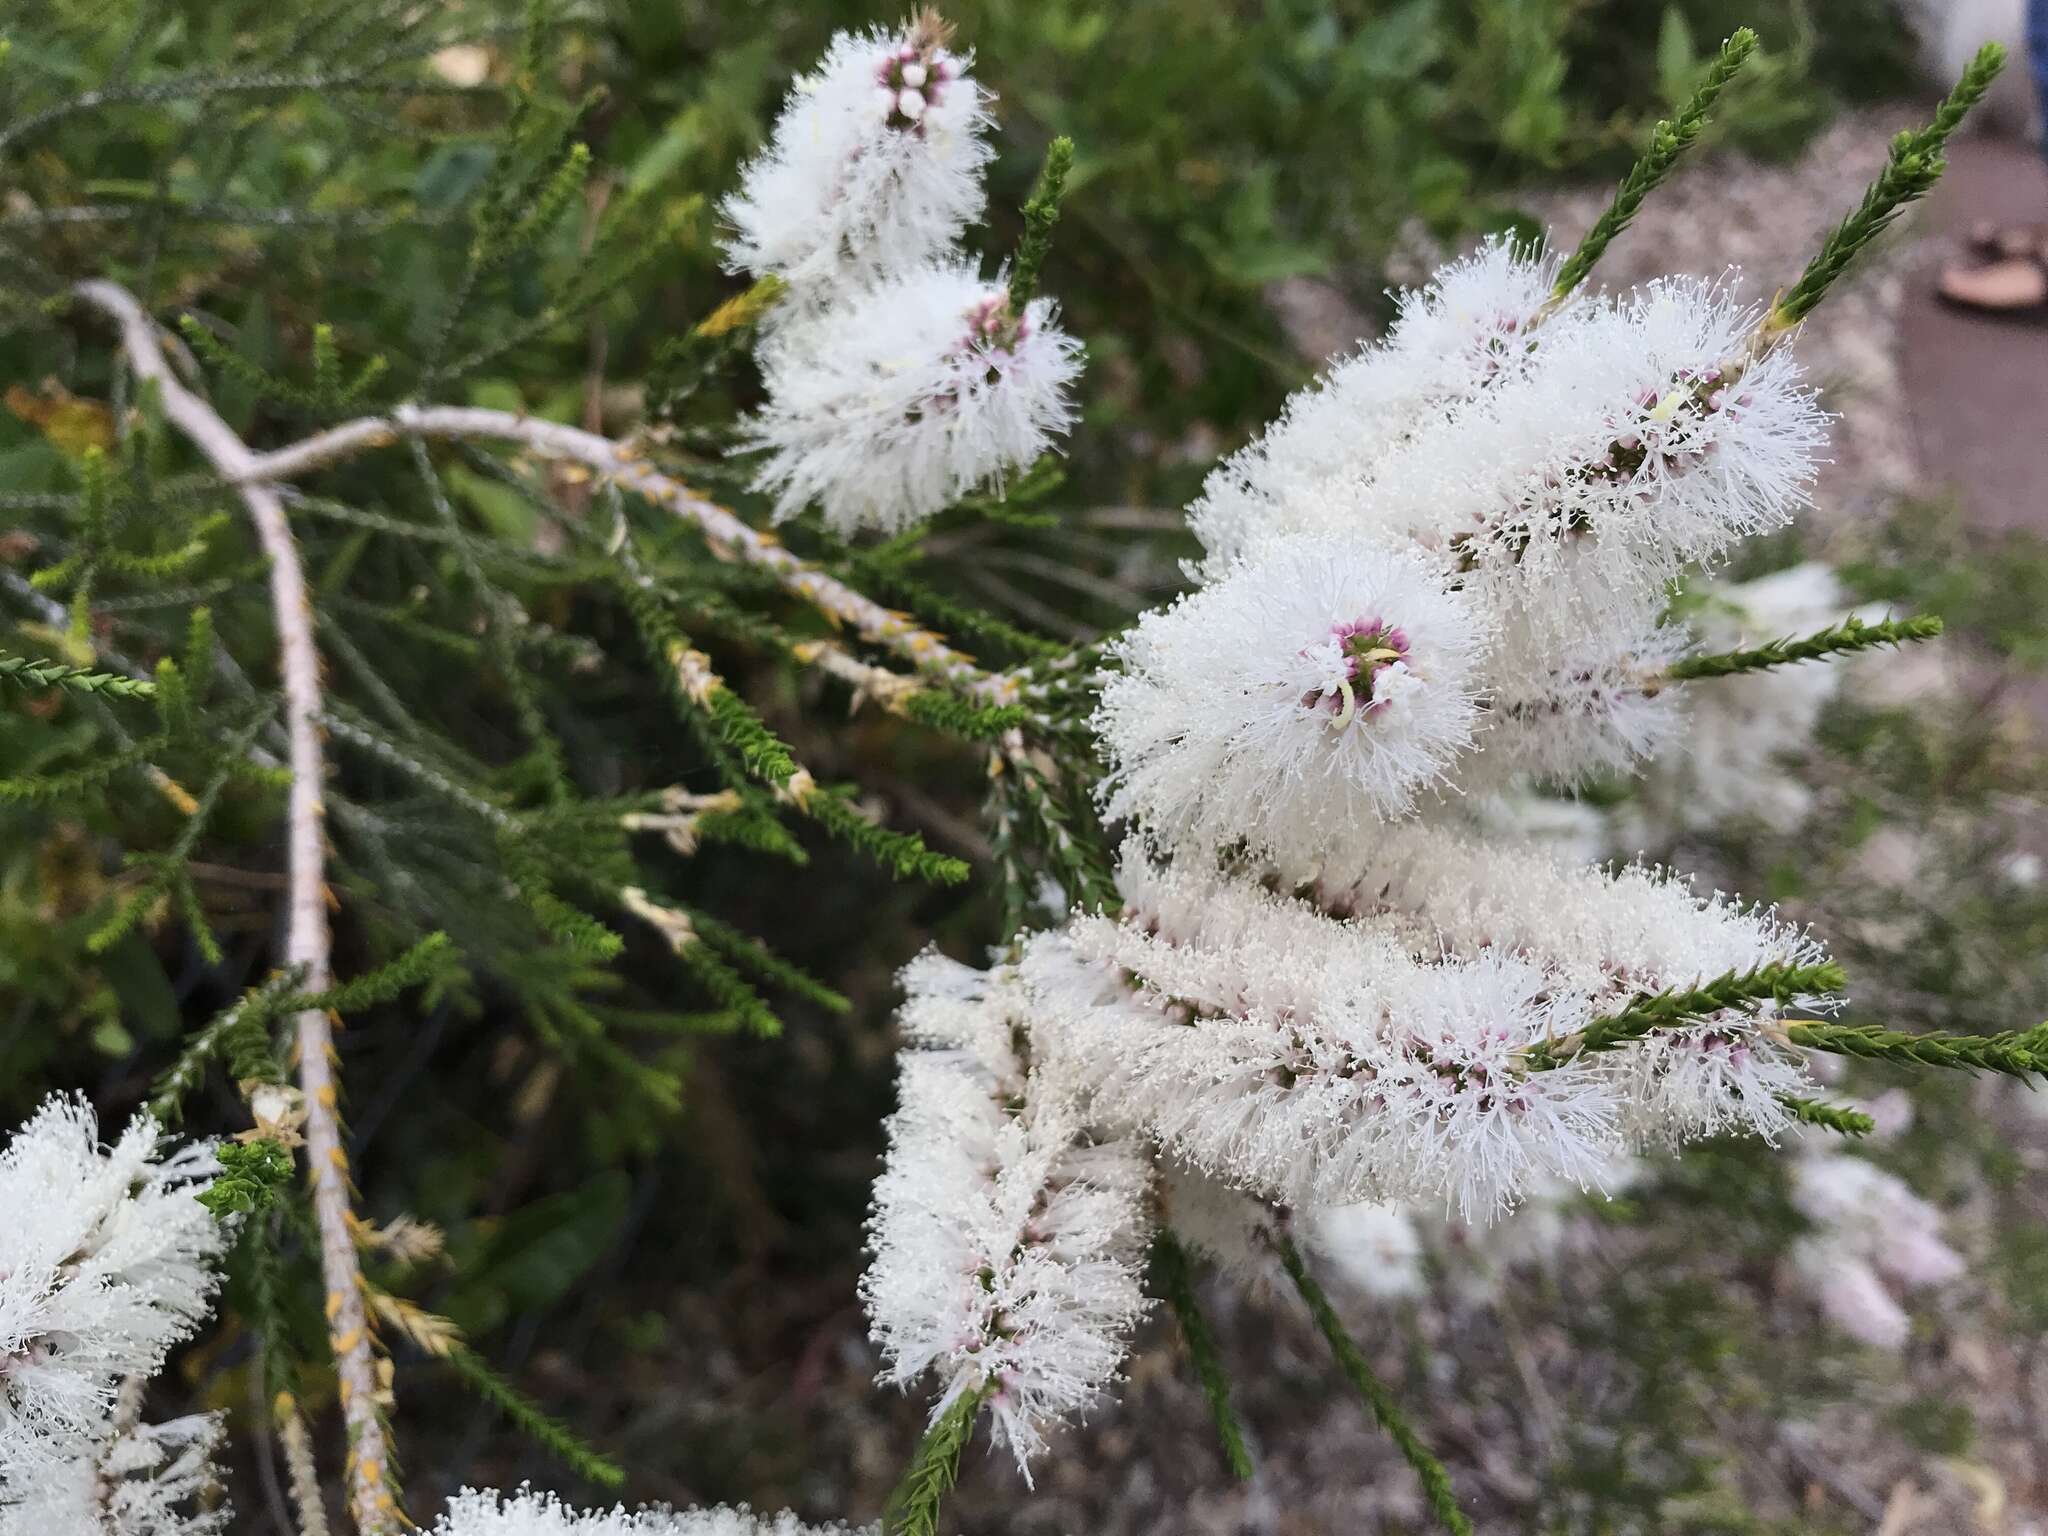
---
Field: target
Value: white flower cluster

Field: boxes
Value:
[433,1489,869,1536]
[0,1096,228,1532]
[859,842,1832,1470]
[854,230,1876,1481]
[1100,242,1832,855]
[861,954,1153,1474]
[1028,831,1826,1221]
[1096,539,1490,865]
[1309,1095,1963,1356]
[727,21,1080,534]
[1787,1095,1962,1351]
[722,21,992,297]
[1642,561,1878,835]
[3,1410,228,1536]
[1310,823,1828,1147]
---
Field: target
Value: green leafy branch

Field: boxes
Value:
[178,314,388,413]
[1786,1019,2048,1080]
[1552,28,1758,300]
[615,537,969,885]
[1769,43,2006,330]
[0,651,157,698]
[90,703,278,962]
[1008,135,1075,313]
[1666,613,1943,684]
[881,1381,993,1536]
[445,1344,627,1490]
[285,931,455,1016]
[1154,1231,1254,1481]
[198,1139,298,1220]
[1519,961,1847,1071]
[1275,1235,1471,1536]
[151,967,306,1122]
[1775,1094,1875,1138]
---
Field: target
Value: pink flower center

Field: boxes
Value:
[1304,618,1412,723]
[877,45,954,132]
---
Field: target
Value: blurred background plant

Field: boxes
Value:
[3,0,2043,1531]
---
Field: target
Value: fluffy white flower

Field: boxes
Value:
[1305,819,1833,1147]
[433,1489,868,1536]
[2,1412,228,1536]
[744,259,1081,533]
[1638,562,1876,833]
[1156,1163,1281,1279]
[1304,1203,1426,1300]
[1029,863,1624,1220]
[862,953,1153,1475]
[0,1096,223,1463]
[1476,279,1825,603]
[1094,537,1489,862]
[1785,1146,1962,1348]
[1169,255,1826,813]
[1790,1240,1910,1350]
[1030,824,1833,1218]
[1188,241,1579,575]
[1193,265,1825,659]
[1473,586,1688,789]
[1369,280,1819,610]
[721,21,992,295]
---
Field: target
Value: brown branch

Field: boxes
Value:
[237,406,1014,699]
[71,280,399,1536]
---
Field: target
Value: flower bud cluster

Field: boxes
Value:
[727,23,1080,534]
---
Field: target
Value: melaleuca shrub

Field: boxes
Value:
[0,7,2026,1534]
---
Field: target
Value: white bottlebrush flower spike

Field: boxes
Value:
[862,953,1153,1474]
[1161,254,1829,817]
[1402,280,1820,610]
[1031,862,1625,1220]
[745,259,1082,534]
[432,1489,870,1536]
[1095,536,1489,863]
[721,18,992,296]
[1191,262,1826,627]
[1187,240,1577,575]
[0,1096,224,1463]
[1022,816,1837,1218]
[2,1412,229,1536]
[1305,819,1833,1146]
[1458,277,1826,608]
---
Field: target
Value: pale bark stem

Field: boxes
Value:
[71,280,397,1536]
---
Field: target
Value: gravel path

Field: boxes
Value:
[1895,133,2048,534]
